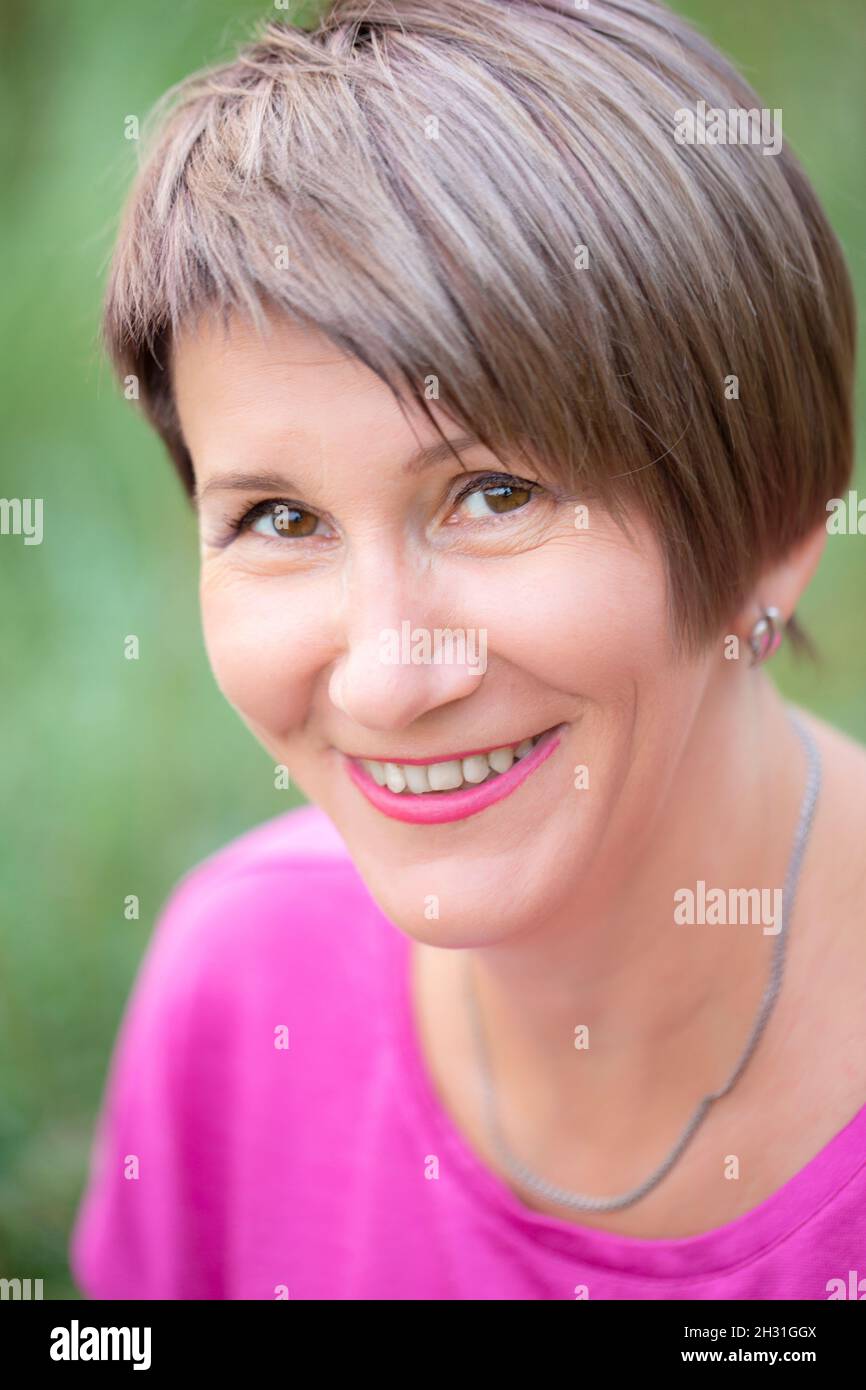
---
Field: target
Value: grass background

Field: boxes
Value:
[0,0,863,1298]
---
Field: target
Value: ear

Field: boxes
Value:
[733,519,827,641]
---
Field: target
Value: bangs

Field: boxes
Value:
[103,0,855,650]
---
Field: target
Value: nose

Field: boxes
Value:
[327,563,488,732]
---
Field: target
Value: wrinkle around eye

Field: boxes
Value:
[199,477,573,565]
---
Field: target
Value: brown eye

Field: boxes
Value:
[459,481,535,518]
[245,502,320,538]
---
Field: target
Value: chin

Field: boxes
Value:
[334,820,588,950]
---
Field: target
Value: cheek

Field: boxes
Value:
[199,569,330,738]
[460,530,672,700]
[199,527,674,738]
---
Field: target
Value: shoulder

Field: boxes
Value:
[790,702,866,855]
[117,802,390,1061]
[70,805,390,1297]
[151,802,376,976]
[791,701,866,772]
[782,703,866,1103]
[788,701,866,921]
[168,799,356,913]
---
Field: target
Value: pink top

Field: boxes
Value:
[70,805,866,1300]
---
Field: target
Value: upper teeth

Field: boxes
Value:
[361,734,542,795]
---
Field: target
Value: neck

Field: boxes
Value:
[462,674,811,1127]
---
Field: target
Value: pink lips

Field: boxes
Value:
[343,726,564,824]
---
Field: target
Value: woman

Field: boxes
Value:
[71,0,866,1299]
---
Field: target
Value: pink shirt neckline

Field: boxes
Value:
[388,920,866,1282]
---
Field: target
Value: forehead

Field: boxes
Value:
[171,308,489,500]
[171,312,588,506]
[172,308,432,470]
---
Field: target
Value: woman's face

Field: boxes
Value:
[175,310,723,946]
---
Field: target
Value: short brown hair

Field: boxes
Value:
[102,0,856,649]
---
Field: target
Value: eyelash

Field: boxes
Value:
[452,472,540,511]
[223,472,542,542]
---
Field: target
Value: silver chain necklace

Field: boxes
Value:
[463,708,822,1213]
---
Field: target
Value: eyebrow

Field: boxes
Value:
[193,433,480,505]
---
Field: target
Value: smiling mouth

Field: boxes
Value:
[348,727,556,796]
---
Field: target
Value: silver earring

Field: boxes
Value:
[748,606,784,666]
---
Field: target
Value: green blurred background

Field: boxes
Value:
[0,0,863,1298]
